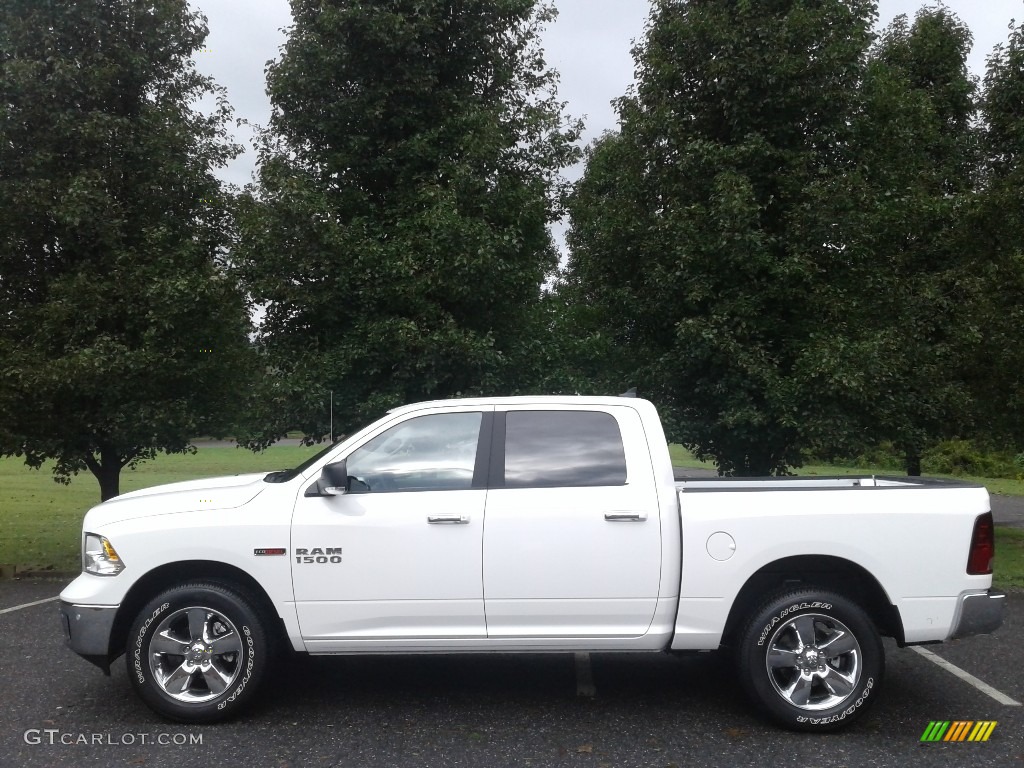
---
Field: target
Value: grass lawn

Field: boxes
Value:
[995,528,1024,592]
[0,444,323,574]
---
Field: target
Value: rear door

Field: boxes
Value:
[482,405,663,638]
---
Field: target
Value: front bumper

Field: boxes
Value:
[949,589,1005,640]
[59,601,118,675]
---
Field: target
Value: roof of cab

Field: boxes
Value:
[385,395,651,416]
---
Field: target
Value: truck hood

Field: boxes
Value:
[83,472,271,528]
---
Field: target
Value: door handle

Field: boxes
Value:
[604,512,648,522]
[427,515,470,524]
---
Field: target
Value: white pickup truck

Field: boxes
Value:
[59,396,1004,730]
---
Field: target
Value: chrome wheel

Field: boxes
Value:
[148,605,244,703]
[764,613,862,711]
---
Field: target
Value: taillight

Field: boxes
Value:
[967,512,995,575]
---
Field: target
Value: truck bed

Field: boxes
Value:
[675,475,983,491]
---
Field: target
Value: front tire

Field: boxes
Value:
[126,582,269,723]
[737,588,883,731]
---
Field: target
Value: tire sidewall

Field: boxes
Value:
[739,590,883,731]
[127,583,266,723]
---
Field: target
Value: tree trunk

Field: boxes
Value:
[96,463,121,501]
[905,452,922,477]
[720,451,778,477]
[750,458,776,477]
[84,447,124,501]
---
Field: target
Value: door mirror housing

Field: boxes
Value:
[307,460,349,497]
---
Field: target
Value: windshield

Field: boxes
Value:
[263,440,341,483]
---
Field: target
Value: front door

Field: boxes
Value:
[292,408,490,651]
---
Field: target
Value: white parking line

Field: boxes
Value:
[0,596,59,615]
[575,652,596,697]
[911,646,1022,707]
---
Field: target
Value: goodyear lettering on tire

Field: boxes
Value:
[796,678,875,725]
[217,626,255,710]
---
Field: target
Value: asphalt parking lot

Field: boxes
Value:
[1,578,1021,768]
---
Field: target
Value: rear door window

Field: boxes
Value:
[503,410,627,488]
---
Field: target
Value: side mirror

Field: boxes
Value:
[307,460,349,497]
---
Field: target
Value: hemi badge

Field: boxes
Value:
[254,548,286,556]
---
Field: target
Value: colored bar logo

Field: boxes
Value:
[920,721,997,742]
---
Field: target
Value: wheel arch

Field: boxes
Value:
[108,560,286,663]
[721,555,904,648]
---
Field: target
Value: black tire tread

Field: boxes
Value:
[736,586,884,732]
[126,580,270,724]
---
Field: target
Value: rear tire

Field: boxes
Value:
[736,588,883,731]
[126,582,270,723]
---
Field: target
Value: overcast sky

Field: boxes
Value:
[191,0,1023,189]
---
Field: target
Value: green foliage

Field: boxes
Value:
[234,0,581,446]
[0,0,253,500]
[801,8,1024,471]
[563,2,1024,477]
[819,440,1022,479]
[873,8,978,191]
[921,440,1020,479]
[967,19,1024,449]
[563,0,878,475]
[806,6,982,473]
[840,442,907,474]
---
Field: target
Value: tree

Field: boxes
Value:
[967,19,1024,448]
[234,0,580,446]
[847,7,980,474]
[555,132,642,397]
[0,0,252,500]
[564,0,877,475]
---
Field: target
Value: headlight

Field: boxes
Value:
[83,533,125,576]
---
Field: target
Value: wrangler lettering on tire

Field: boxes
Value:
[737,588,884,732]
[126,582,269,723]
